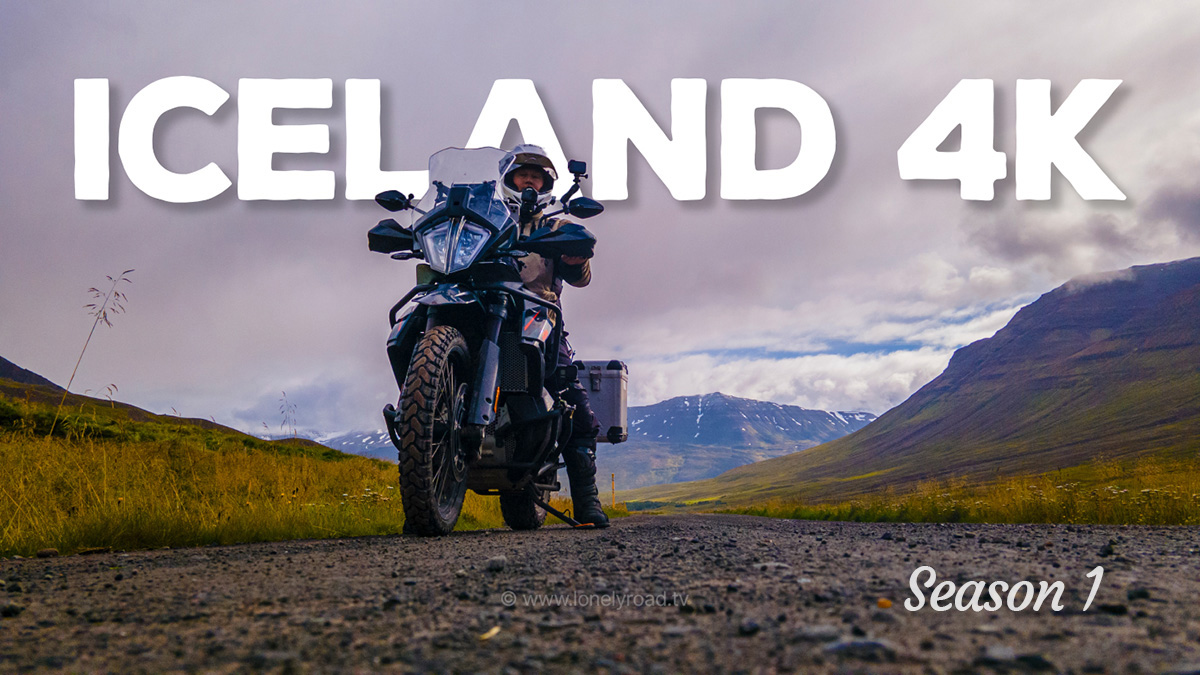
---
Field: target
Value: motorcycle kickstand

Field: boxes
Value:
[531,495,595,529]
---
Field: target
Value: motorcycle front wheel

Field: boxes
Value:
[396,325,470,536]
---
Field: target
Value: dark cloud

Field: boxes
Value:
[1142,181,1200,242]
[965,211,1139,267]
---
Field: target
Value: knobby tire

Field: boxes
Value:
[396,325,470,536]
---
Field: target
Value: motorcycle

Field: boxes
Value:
[368,147,610,536]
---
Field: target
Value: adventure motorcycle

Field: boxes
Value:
[368,147,611,536]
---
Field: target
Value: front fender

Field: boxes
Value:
[386,304,427,387]
[416,284,481,307]
[385,282,483,390]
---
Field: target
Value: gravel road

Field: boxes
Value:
[3,514,1200,673]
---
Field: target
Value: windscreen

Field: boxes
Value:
[393,147,516,233]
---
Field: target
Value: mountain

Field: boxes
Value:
[0,356,63,391]
[325,393,876,490]
[318,429,397,463]
[627,392,874,447]
[599,393,874,489]
[626,257,1200,506]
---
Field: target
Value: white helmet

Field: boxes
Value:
[500,144,557,212]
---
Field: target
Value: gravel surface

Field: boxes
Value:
[3,514,1200,673]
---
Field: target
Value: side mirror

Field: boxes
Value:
[567,159,587,175]
[565,197,604,219]
[375,190,412,212]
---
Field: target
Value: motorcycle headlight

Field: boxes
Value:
[450,222,490,273]
[420,220,492,274]
[419,222,453,273]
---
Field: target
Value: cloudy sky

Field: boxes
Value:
[3,2,1199,436]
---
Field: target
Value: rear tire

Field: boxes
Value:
[500,488,547,531]
[396,325,471,536]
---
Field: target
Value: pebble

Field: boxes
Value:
[246,650,300,668]
[537,617,582,631]
[1127,587,1151,601]
[823,639,897,662]
[737,619,760,636]
[790,624,841,643]
[1,604,24,618]
[1016,654,1058,671]
[486,556,507,572]
[36,549,59,559]
[979,645,1016,662]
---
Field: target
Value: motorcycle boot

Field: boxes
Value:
[563,439,610,528]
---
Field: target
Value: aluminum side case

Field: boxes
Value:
[573,360,628,443]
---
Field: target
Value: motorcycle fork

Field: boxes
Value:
[467,300,507,427]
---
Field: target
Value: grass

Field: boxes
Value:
[0,392,628,557]
[719,454,1200,526]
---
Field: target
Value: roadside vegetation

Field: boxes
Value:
[0,391,627,557]
[720,454,1200,526]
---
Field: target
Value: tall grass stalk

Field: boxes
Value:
[48,270,133,437]
[279,391,298,439]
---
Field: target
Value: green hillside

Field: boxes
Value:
[625,258,1200,507]
[0,377,350,460]
[0,375,564,556]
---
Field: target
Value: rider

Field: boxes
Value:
[500,144,609,528]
